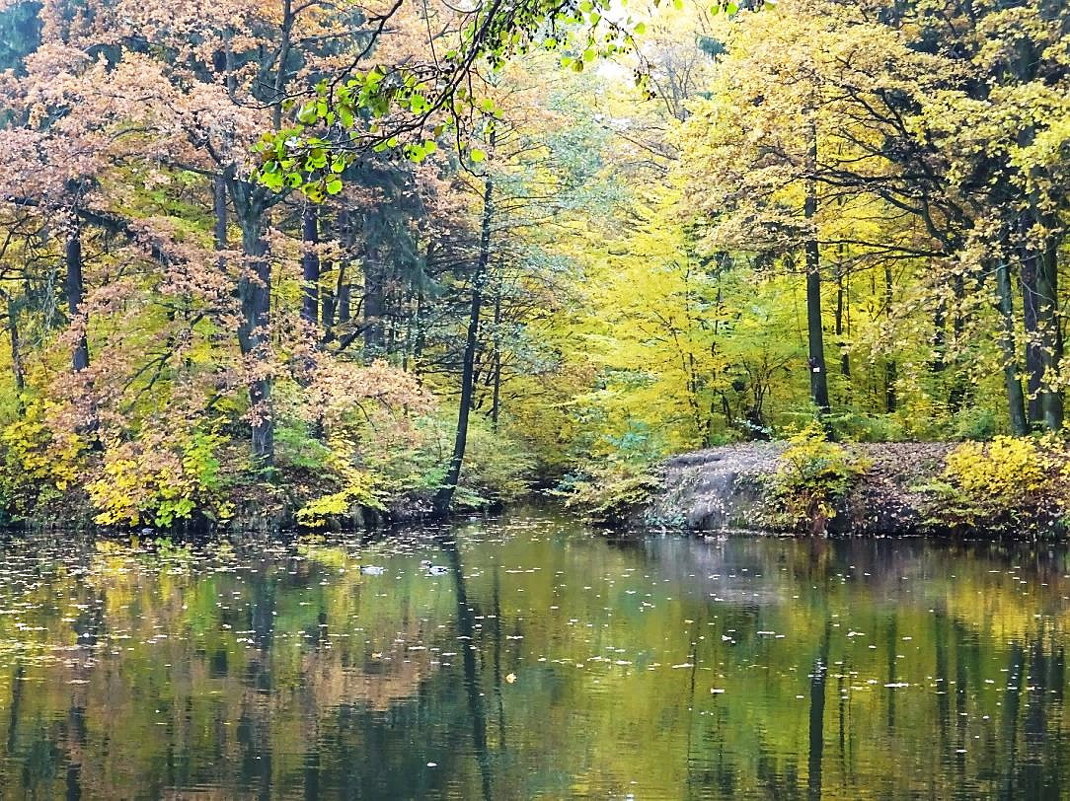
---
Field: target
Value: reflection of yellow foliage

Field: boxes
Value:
[88,541,140,581]
[296,543,352,570]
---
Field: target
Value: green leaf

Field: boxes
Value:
[261,170,285,191]
[470,148,487,163]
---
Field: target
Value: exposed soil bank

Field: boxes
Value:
[642,442,955,535]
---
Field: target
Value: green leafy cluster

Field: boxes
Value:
[559,439,662,526]
[359,415,536,513]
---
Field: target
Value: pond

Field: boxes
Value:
[0,509,1067,799]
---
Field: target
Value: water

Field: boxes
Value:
[0,510,1067,799]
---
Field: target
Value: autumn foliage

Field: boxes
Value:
[0,0,1066,530]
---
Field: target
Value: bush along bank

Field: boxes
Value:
[0,405,537,533]
[627,430,1070,538]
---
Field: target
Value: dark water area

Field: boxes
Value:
[0,511,1068,799]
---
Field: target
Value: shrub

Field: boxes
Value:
[360,414,535,512]
[274,421,334,474]
[0,403,87,517]
[764,424,869,534]
[922,435,1069,533]
[454,420,536,506]
[294,434,387,527]
[562,460,661,526]
[951,406,999,441]
[825,412,906,443]
[87,429,234,528]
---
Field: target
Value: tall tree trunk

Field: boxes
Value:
[804,131,830,415]
[884,361,898,414]
[6,294,24,402]
[321,272,336,340]
[337,277,351,325]
[1020,237,1043,424]
[947,273,968,412]
[214,172,228,251]
[301,203,319,327]
[883,265,897,413]
[271,0,292,131]
[362,241,385,354]
[490,288,502,432]
[237,204,274,464]
[219,172,274,459]
[834,257,850,379]
[434,139,495,514]
[1037,230,1063,430]
[318,268,335,340]
[65,231,89,373]
[932,303,947,375]
[322,209,347,340]
[412,287,425,368]
[1019,208,1064,430]
[996,258,1029,435]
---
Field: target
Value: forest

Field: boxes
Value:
[0,0,1067,530]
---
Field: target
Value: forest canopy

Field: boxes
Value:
[0,0,1066,529]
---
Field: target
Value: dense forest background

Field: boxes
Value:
[0,0,1066,528]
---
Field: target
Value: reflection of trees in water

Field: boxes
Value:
[0,541,465,798]
[807,618,831,801]
[7,524,1070,798]
[444,537,494,801]
[653,535,1070,799]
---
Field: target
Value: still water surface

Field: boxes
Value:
[0,510,1068,799]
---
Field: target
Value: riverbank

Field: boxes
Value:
[638,438,1065,537]
[11,478,504,535]
[13,434,1063,538]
